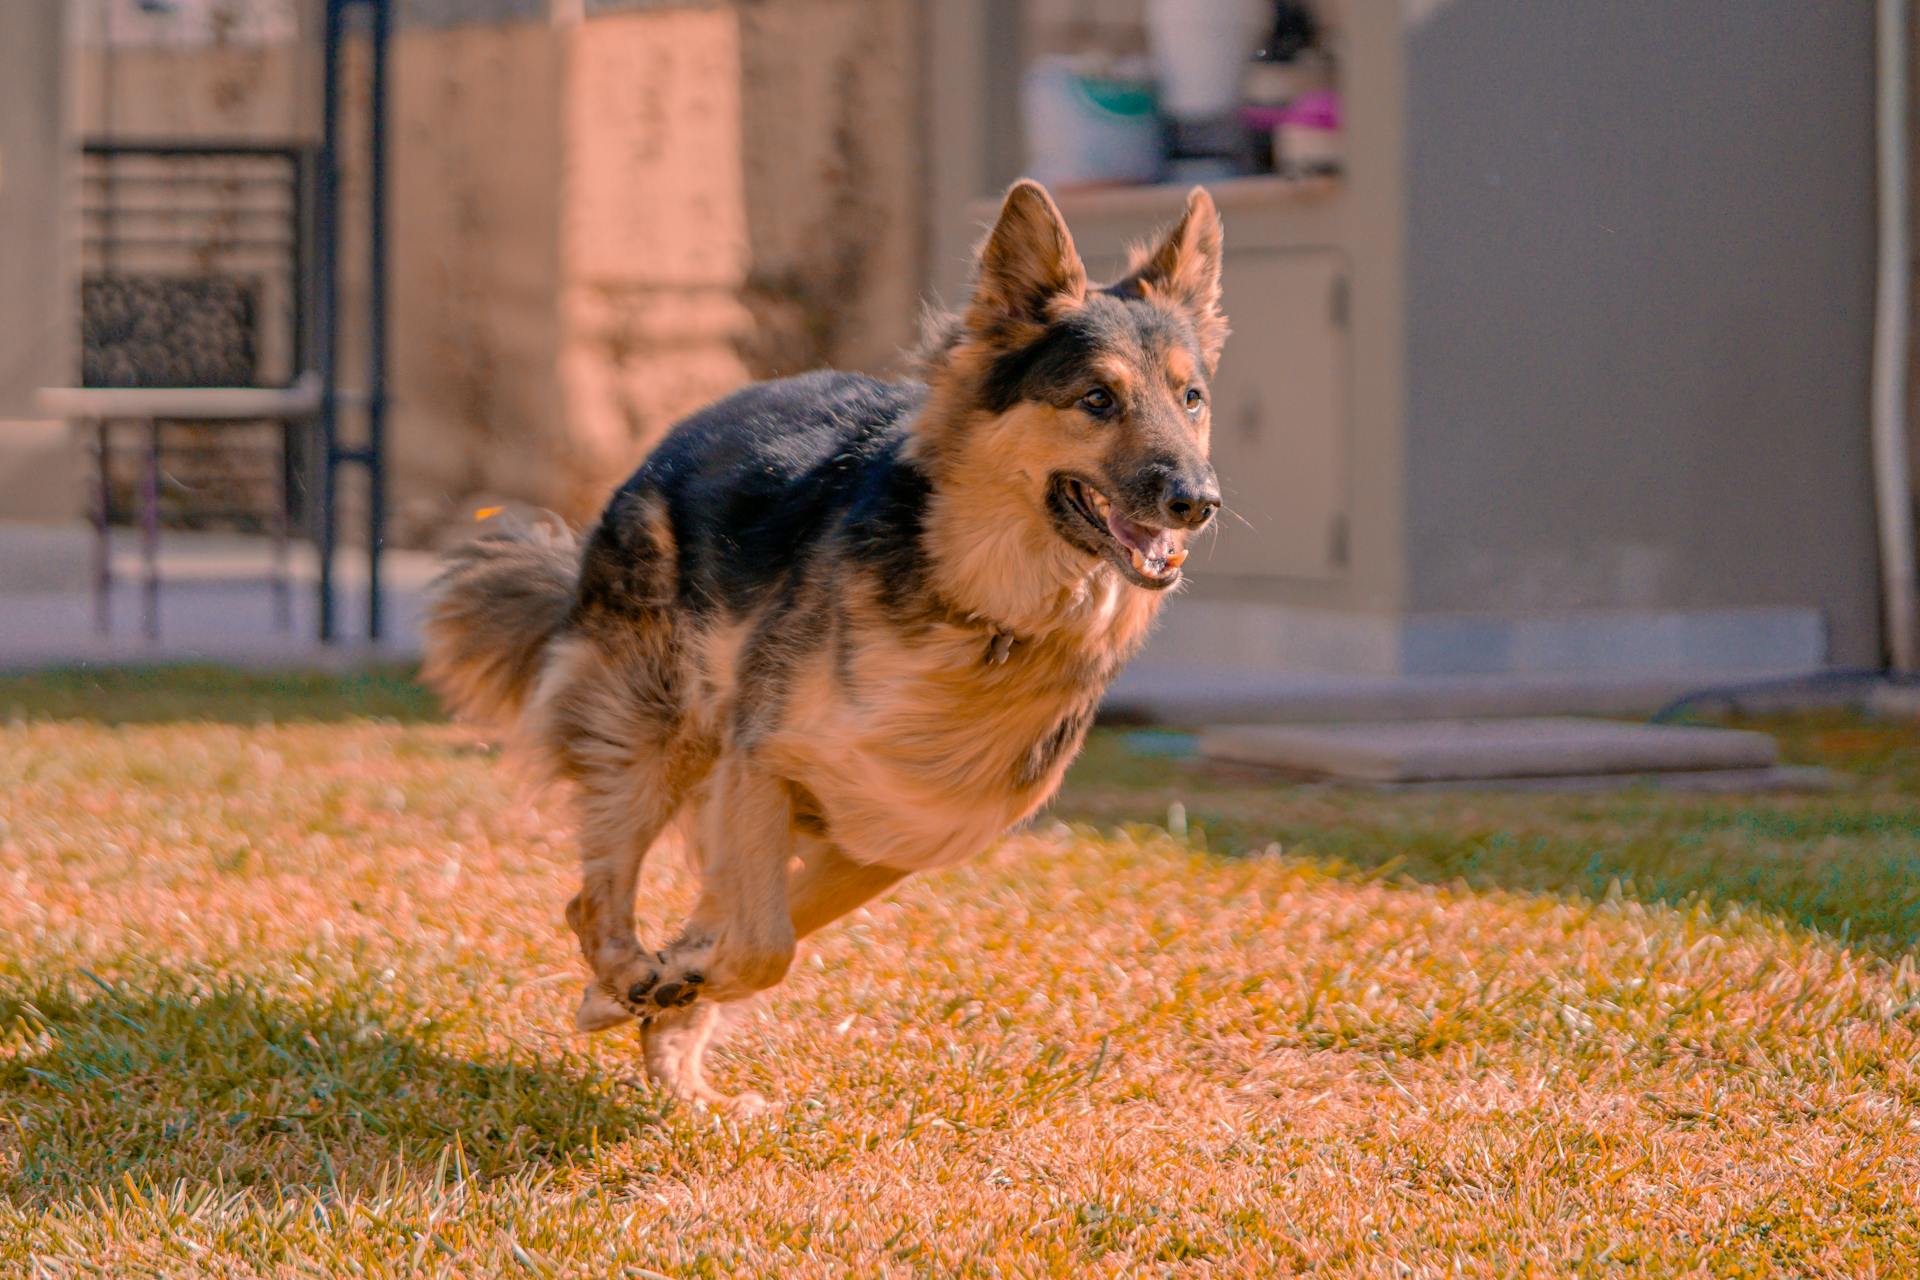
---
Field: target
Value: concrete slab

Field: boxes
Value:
[1102,662,1844,725]
[1350,765,1837,795]
[1199,717,1780,784]
[1868,682,1920,721]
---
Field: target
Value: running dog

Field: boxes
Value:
[422,180,1227,1109]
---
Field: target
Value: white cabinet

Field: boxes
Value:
[1204,248,1350,580]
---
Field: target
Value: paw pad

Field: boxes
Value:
[614,957,704,1016]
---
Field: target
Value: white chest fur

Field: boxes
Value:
[765,619,1103,872]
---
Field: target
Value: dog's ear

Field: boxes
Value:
[965,180,1086,343]
[1121,187,1228,371]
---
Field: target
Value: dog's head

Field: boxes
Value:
[923,180,1228,592]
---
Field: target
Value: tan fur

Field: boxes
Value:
[419,518,578,725]
[1124,187,1229,370]
[917,401,1159,642]
[755,572,1131,875]
[423,180,1227,1111]
[963,181,1087,345]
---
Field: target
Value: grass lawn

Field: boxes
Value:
[6,668,1920,1276]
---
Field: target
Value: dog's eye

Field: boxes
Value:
[1079,387,1115,416]
[1184,387,1206,413]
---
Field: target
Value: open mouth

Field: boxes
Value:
[1050,475,1188,589]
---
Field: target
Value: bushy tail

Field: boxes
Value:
[420,520,579,726]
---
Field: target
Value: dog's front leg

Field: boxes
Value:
[605,750,798,1020]
[569,759,692,1033]
[632,832,903,1113]
[684,751,802,1000]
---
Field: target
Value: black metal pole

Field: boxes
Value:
[316,0,342,643]
[94,419,112,635]
[141,418,161,641]
[365,0,391,643]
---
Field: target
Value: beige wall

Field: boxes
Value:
[71,1,926,540]
[74,44,311,141]
[932,0,1864,675]
[390,20,568,538]
[553,3,922,524]
[0,3,76,522]
[1,3,72,420]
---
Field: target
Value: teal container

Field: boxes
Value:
[1023,57,1163,189]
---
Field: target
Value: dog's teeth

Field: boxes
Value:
[1166,549,1188,569]
[1129,547,1147,573]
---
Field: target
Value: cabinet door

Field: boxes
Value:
[1205,248,1350,580]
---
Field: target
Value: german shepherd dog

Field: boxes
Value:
[422,181,1227,1109]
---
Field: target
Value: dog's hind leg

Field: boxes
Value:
[787,842,908,940]
[637,1003,767,1113]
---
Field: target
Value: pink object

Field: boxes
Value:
[1277,91,1340,131]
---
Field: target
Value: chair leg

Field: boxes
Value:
[93,419,112,636]
[273,418,293,631]
[141,418,161,642]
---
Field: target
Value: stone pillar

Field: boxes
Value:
[0,1,79,520]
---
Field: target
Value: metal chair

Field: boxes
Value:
[51,141,319,640]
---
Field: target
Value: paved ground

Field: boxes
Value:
[0,522,430,671]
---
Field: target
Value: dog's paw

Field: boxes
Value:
[599,940,712,1021]
[703,1088,770,1117]
[621,960,705,1015]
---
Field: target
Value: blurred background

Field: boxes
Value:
[0,1,1902,718]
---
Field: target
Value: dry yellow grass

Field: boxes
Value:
[5,670,1920,1276]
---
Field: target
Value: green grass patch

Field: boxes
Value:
[0,663,441,725]
[8,666,1920,1274]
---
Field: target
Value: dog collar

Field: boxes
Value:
[926,591,1024,666]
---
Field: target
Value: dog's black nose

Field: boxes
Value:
[1161,476,1221,530]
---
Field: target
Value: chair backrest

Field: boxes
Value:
[78,142,311,391]
[82,275,258,389]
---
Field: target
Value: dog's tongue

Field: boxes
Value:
[1106,508,1179,577]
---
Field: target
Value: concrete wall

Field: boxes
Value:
[410,0,924,532]
[68,0,925,541]
[388,18,568,537]
[0,2,77,522]
[551,2,922,525]
[0,2,70,420]
[1402,0,1882,665]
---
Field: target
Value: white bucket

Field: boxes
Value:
[1146,0,1266,120]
